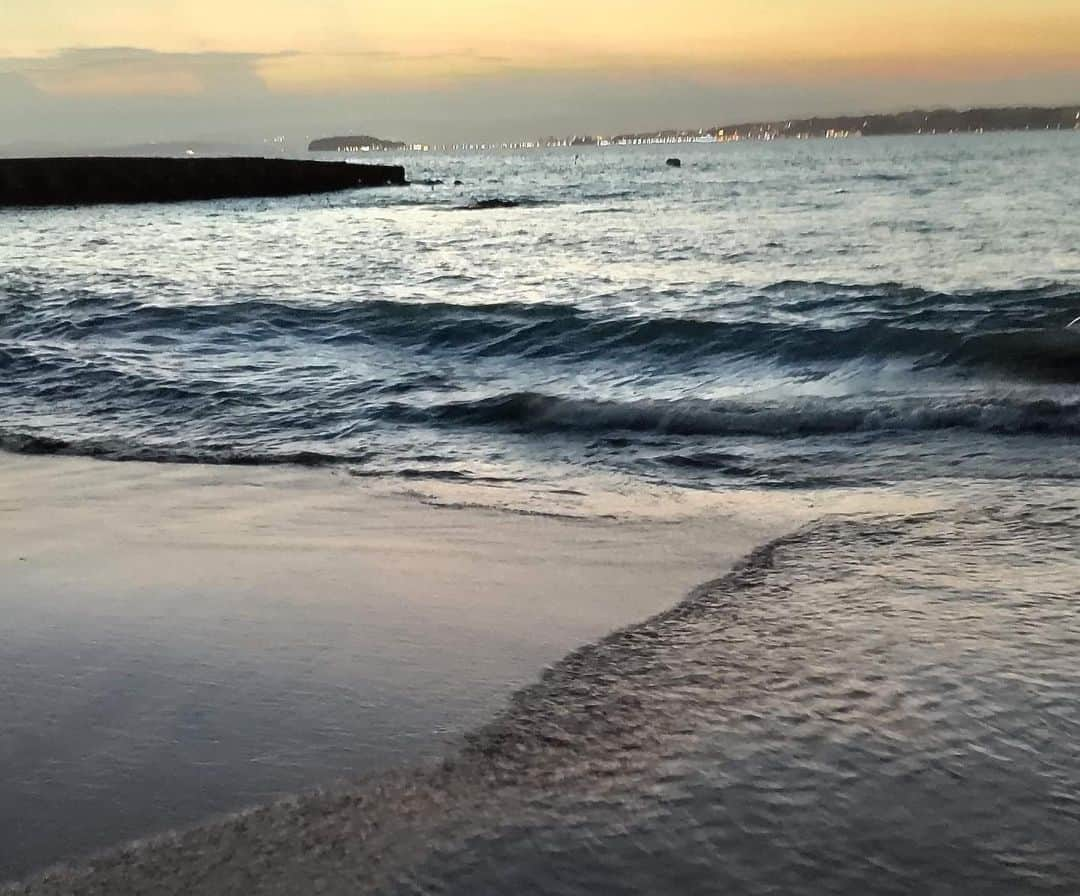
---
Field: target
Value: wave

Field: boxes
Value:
[941,329,1080,382]
[451,197,559,211]
[5,284,1079,380]
[0,429,376,467]
[4,279,1080,475]
[402,391,1080,437]
[7,389,1076,472]
[857,172,910,182]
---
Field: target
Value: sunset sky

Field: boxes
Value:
[2,0,1079,147]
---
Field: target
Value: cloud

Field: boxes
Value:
[0,47,275,97]
[257,48,518,93]
[1,41,1078,150]
[0,70,41,101]
[0,71,41,126]
[4,38,1079,104]
[0,45,528,101]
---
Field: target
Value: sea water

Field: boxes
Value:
[2,133,1078,487]
[2,132,1079,890]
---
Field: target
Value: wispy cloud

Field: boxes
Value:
[0,46,280,96]
[4,33,1079,102]
[0,46,525,98]
[1,29,1078,150]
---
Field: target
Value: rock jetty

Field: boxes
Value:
[0,157,406,207]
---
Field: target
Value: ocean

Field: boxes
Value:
[3,133,1079,486]
[2,132,1080,892]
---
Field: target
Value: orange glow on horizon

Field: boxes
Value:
[4,0,1080,96]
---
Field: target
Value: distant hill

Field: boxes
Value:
[608,105,1080,145]
[305,104,1079,154]
[707,105,1080,140]
[309,135,407,152]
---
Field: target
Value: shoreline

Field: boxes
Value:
[0,458,945,894]
[11,487,1075,895]
[4,532,807,896]
[9,495,1078,895]
[1,452,863,883]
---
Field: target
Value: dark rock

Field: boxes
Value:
[467,198,520,210]
[454,180,464,186]
[0,157,406,208]
[666,158,682,168]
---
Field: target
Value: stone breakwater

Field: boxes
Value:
[0,157,406,207]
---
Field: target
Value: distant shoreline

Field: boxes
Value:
[306,104,1080,152]
[604,103,1080,146]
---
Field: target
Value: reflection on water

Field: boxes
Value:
[3,135,1080,487]
[0,593,520,882]
[18,488,1080,894]
[1,456,791,884]
[380,497,1080,894]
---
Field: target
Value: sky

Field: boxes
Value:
[2,1,1079,148]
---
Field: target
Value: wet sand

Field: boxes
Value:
[0,453,859,885]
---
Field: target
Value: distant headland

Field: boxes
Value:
[309,135,407,152]
[306,104,1080,153]
[606,104,1080,146]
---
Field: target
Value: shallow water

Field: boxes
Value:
[1,455,798,883]
[12,485,1079,894]
[385,493,1080,895]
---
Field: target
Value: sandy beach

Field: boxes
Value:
[0,452,868,885]
[12,453,1070,896]
[4,122,1076,894]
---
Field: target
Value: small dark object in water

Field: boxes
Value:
[454,180,464,186]
[666,158,682,168]
[416,178,444,186]
[469,198,520,210]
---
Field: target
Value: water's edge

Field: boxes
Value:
[2,518,817,892]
